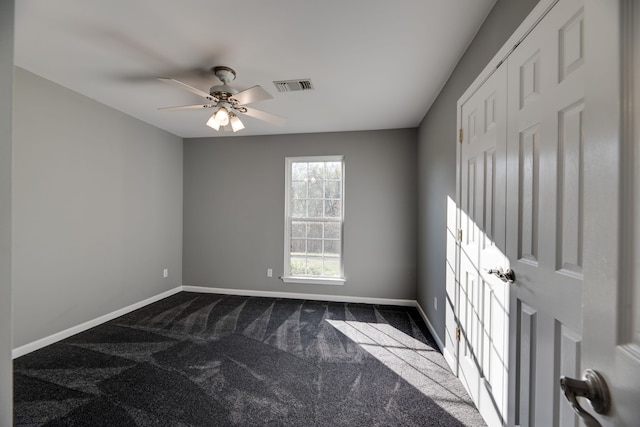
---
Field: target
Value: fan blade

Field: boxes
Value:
[158,78,218,102]
[240,107,287,126]
[230,85,273,105]
[158,104,215,112]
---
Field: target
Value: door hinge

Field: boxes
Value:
[457,228,463,242]
[458,128,463,143]
[456,327,461,342]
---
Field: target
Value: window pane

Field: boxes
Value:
[292,200,306,217]
[291,222,306,238]
[309,181,323,199]
[324,222,341,239]
[309,163,325,181]
[325,181,341,199]
[292,181,307,199]
[308,223,322,238]
[306,257,323,276]
[290,257,306,275]
[323,258,340,277]
[308,239,322,254]
[324,200,341,218]
[292,163,308,181]
[290,239,306,254]
[324,239,341,255]
[308,200,323,218]
[326,162,341,180]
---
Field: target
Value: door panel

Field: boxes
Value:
[581,0,640,425]
[517,125,540,265]
[444,195,459,372]
[505,0,584,425]
[558,325,581,427]
[557,100,584,276]
[455,63,509,426]
[516,303,536,426]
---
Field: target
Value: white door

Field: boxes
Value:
[579,0,640,425]
[455,63,510,426]
[504,0,586,425]
[451,1,639,425]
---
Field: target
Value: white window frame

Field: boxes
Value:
[282,155,345,285]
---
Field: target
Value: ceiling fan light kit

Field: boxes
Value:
[205,113,220,131]
[214,107,230,126]
[229,114,245,132]
[158,66,286,133]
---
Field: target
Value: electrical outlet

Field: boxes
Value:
[267,268,273,278]
[434,297,438,311]
[163,268,168,278]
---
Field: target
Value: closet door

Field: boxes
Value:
[456,63,509,426]
[580,1,640,425]
[505,0,585,425]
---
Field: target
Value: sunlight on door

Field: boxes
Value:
[446,194,510,425]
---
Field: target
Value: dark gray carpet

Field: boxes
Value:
[14,292,485,426]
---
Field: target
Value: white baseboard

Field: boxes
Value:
[182,285,417,307]
[12,286,182,359]
[13,285,441,359]
[414,301,444,352]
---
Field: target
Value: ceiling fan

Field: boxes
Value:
[158,66,286,132]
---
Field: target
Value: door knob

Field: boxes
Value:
[486,267,515,283]
[560,369,611,427]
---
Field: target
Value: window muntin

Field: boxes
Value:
[284,156,344,283]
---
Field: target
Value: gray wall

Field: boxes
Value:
[0,0,14,423]
[417,0,539,341]
[184,129,417,300]
[12,68,184,348]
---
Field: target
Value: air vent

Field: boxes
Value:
[273,79,314,92]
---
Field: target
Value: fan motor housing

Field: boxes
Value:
[212,66,236,83]
[209,84,238,100]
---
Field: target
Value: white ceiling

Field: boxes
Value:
[14,0,497,138]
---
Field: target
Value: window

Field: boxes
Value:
[282,156,345,285]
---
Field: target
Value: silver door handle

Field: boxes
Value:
[560,369,611,427]
[486,267,515,283]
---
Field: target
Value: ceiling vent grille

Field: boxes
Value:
[273,79,314,92]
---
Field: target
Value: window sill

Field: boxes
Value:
[280,276,346,286]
